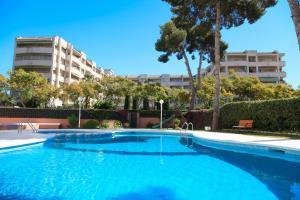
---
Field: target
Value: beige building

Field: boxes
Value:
[123,74,191,89]
[13,36,113,87]
[204,50,286,84]
[123,51,286,89]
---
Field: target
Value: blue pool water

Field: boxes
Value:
[0,132,300,200]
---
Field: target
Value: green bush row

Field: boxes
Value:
[220,97,300,131]
[138,110,173,118]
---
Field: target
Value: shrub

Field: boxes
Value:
[67,114,78,128]
[85,109,121,120]
[146,122,155,128]
[82,119,99,129]
[173,118,181,128]
[93,99,115,110]
[100,120,110,129]
[123,122,130,128]
[139,110,173,118]
[113,120,122,128]
[220,97,300,132]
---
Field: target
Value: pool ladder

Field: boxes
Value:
[181,122,193,146]
[18,119,38,134]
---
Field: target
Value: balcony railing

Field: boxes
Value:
[15,47,53,54]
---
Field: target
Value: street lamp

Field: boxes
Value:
[159,99,164,129]
[78,96,85,128]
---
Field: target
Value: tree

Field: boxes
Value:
[61,82,83,106]
[164,0,277,130]
[0,74,11,106]
[271,83,297,99]
[141,83,169,110]
[80,77,98,108]
[197,73,299,109]
[9,69,58,108]
[288,0,300,50]
[99,76,137,108]
[197,76,233,108]
[169,88,190,111]
[155,20,227,110]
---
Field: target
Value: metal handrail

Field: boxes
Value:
[188,122,194,131]
[18,119,38,133]
[180,122,194,147]
[181,122,189,131]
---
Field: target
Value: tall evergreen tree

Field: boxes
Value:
[288,0,300,50]
[155,21,227,110]
[164,0,277,130]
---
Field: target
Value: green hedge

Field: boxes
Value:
[138,110,173,118]
[220,97,300,132]
[0,108,121,120]
[186,110,212,130]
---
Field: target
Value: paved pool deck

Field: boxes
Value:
[0,129,299,153]
[0,130,55,149]
[193,131,300,153]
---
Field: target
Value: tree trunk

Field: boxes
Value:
[212,0,221,131]
[182,49,197,111]
[197,54,203,90]
[195,53,203,107]
[288,0,300,50]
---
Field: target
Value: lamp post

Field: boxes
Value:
[78,97,85,128]
[159,99,164,129]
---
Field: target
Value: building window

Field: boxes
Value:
[249,67,256,73]
[60,70,65,76]
[248,56,256,62]
[61,58,66,65]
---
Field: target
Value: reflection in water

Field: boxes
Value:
[181,138,300,200]
[46,134,300,200]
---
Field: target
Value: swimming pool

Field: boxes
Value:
[0,131,299,200]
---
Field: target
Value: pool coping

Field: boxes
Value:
[1,129,300,157]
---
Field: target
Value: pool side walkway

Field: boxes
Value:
[192,131,300,153]
[0,130,55,149]
[0,129,299,153]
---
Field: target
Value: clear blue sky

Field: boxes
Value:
[0,0,299,87]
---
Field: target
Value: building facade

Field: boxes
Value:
[13,36,113,87]
[123,51,286,89]
[204,50,286,84]
[122,74,191,89]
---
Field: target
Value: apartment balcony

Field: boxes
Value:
[256,71,286,78]
[15,47,53,54]
[221,61,248,66]
[71,67,84,78]
[39,73,51,80]
[68,55,82,66]
[220,72,248,76]
[221,71,286,78]
[169,81,190,86]
[14,60,52,67]
[256,61,285,67]
[59,76,65,82]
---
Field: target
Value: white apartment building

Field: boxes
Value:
[122,74,191,89]
[13,36,113,87]
[204,50,286,84]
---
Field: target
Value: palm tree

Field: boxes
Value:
[288,0,300,50]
